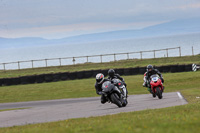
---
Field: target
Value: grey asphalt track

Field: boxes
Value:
[0,92,187,128]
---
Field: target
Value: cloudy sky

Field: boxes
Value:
[0,0,200,39]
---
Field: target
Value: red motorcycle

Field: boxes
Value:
[149,74,164,99]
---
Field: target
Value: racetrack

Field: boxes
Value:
[0,92,187,128]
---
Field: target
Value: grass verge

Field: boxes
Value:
[0,55,200,78]
[0,108,30,112]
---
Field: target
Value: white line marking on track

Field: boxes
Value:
[177,92,183,99]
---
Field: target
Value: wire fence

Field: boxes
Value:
[0,47,181,70]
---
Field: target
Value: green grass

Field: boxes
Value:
[0,70,199,132]
[0,71,200,103]
[0,55,200,78]
[0,56,200,132]
[0,85,199,133]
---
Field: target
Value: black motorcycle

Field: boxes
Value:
[112,78,128,104]
[102,80,128,107]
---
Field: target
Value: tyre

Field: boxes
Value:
[156,87,163,99]
[110,93,123,107]
[122,99,128,107]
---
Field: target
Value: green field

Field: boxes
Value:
[0,55,200,78]
[0,77,199,133]
[0,57,200,132]
[0,71,199,103]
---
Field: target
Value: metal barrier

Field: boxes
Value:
[0,47,181,70]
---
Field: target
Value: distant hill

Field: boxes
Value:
[0,37,48,48]
[1,17,200,48]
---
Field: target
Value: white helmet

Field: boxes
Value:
[96,73,104,84]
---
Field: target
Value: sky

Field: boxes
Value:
[0,0,200,39]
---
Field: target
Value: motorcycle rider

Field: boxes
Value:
[95,73,110,104]
[107,69,128,96]
[108,69,126,86]
[143,65,164,93]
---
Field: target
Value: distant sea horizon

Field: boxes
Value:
[0,33,200,70]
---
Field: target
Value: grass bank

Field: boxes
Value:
[0,55,200,78]
[0,71,199,103]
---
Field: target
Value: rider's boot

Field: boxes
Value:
[147,87,152,93]
[148,88,156,97]
[163,86,165,92]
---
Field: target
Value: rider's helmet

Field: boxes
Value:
[96,73,104,84]
[108,69,115,77]
[147,64,153,72]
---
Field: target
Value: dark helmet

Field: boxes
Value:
[96,73,104,84]
[108,69,115,77]
[147,64,153,72]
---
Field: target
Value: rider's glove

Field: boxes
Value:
[123,82,127,87]
[98,92,103,95]
[161,78,164,83]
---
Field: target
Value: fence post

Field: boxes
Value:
[153,50,156,58]
[99,55,102,63]
[31,60,34,68]
[59,58,62,66]
[113,54,116,61]
[3,63,6,71]
[18,61,20,70]
[140,52,142,60]
[127,53,129,59]
[192,46,194,56]
[166,49,168,57]
[45,59,48,67]
[86,56,89,63]
[72,57,75,65]
[179,47,181,57]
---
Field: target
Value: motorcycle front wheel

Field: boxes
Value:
[156,87,163,99]
[110,93,123,108]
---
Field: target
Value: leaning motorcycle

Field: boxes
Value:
[102,80,128,107]
[112,78,128,105]
[149,74,164,99]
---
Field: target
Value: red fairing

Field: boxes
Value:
[144,72,147,76]
[150,78,164,93]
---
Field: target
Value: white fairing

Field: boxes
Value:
[150,74,160,82]
[120,85,127,97]
[115,86,121,94]
[143,76,146,82]
[152,77,158,82]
